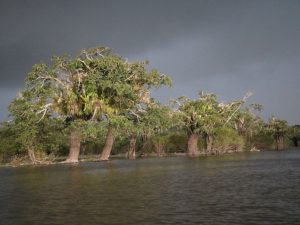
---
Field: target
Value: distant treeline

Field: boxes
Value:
[0,47,299,165]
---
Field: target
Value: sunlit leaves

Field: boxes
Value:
[173,92,249,138]
[16,46,171,125]
[8,46,171,158]
[267,117,289,139]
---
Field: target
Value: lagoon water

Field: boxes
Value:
[0,150,300,225]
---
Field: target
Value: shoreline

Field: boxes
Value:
[3,147,299,168]
[0,148,266,168]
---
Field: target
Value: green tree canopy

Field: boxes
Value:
[172,92,246,155]
[11,46,171,163]
[267,116,289,150]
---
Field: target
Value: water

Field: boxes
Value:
[0,150,300,225]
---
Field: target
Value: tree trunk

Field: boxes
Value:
[205,134,213,154]
[127,135,137,159]
[65,130,81,163]
[100,126,114,160]
[276,136,284,150]
[27,148,37,164]
[187,133,199,156]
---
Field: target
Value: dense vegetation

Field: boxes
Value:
[0,47,299,165]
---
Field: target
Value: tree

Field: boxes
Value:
[213,127,245,153]
[289,125,300,147]
[267,117,289,150]
[8,97,65,164]
[173,92,225,155]
[229,103,266,151]
[14,46,171,162]
[173,92,248,155]
[138,104,173,156]
[0,122,20,163]
[231,103,263,138]
[86,52,172,160]
[118,103,173,159]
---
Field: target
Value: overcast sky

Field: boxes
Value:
[0,0,299,124]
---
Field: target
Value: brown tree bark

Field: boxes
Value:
[100,126,114,160]
[65,129,81,163]
[187,133,199,156]
[27,148,37,164]
[127,135,137,159]
[276,136,284,150]
[205,134,213,154]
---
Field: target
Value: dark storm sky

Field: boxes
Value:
[0,0,300,124]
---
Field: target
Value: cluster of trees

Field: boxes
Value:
[0,47,299,164]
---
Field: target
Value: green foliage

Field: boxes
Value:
[140,104,173,135]
[1,46,296,163]
[0,122,21,162]
[23,46,171,124]
[173,92,247,137]
[110,103,174,155]
[250,132,276,150]
[9,98,48,154]
[166,133,188,153]
[150,134,170,155]
[7,96,68,160]
[266,117,288,138]
[231,103,264,138]
[289,125,300,138]
[76,119,109,141]
[289,125,300,146]
[6,46,172,162]
[290,125,300,134]
[111,136,129,155]
[213,127,245,152]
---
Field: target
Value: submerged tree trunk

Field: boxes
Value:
[205,134,213,154]
[276,136,284,150]
[187,133,199,156]
[127,135,137,159]
[65,130,81,163]
[100,126,114,160]
[27,148,37,164]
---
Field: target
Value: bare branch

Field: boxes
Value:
[39,76,66,88]
[37,103,53,122]
[223,91,253,126]
[129,110,141,120]
[91,107,99,121]
[78,59,92,71]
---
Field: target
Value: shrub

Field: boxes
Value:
[213,127,245,153]
[249,132,273,150]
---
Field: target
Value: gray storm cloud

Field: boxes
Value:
[0,0,299,123]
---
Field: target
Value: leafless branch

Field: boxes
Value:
[37,103,52,122]
[224,91,253,126]
[39,76,66,88]
[78,59,92,71]
[91,107,98,121]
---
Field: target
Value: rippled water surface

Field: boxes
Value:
[1,149,300,225]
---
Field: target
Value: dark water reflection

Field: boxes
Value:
[1,150,300,225]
